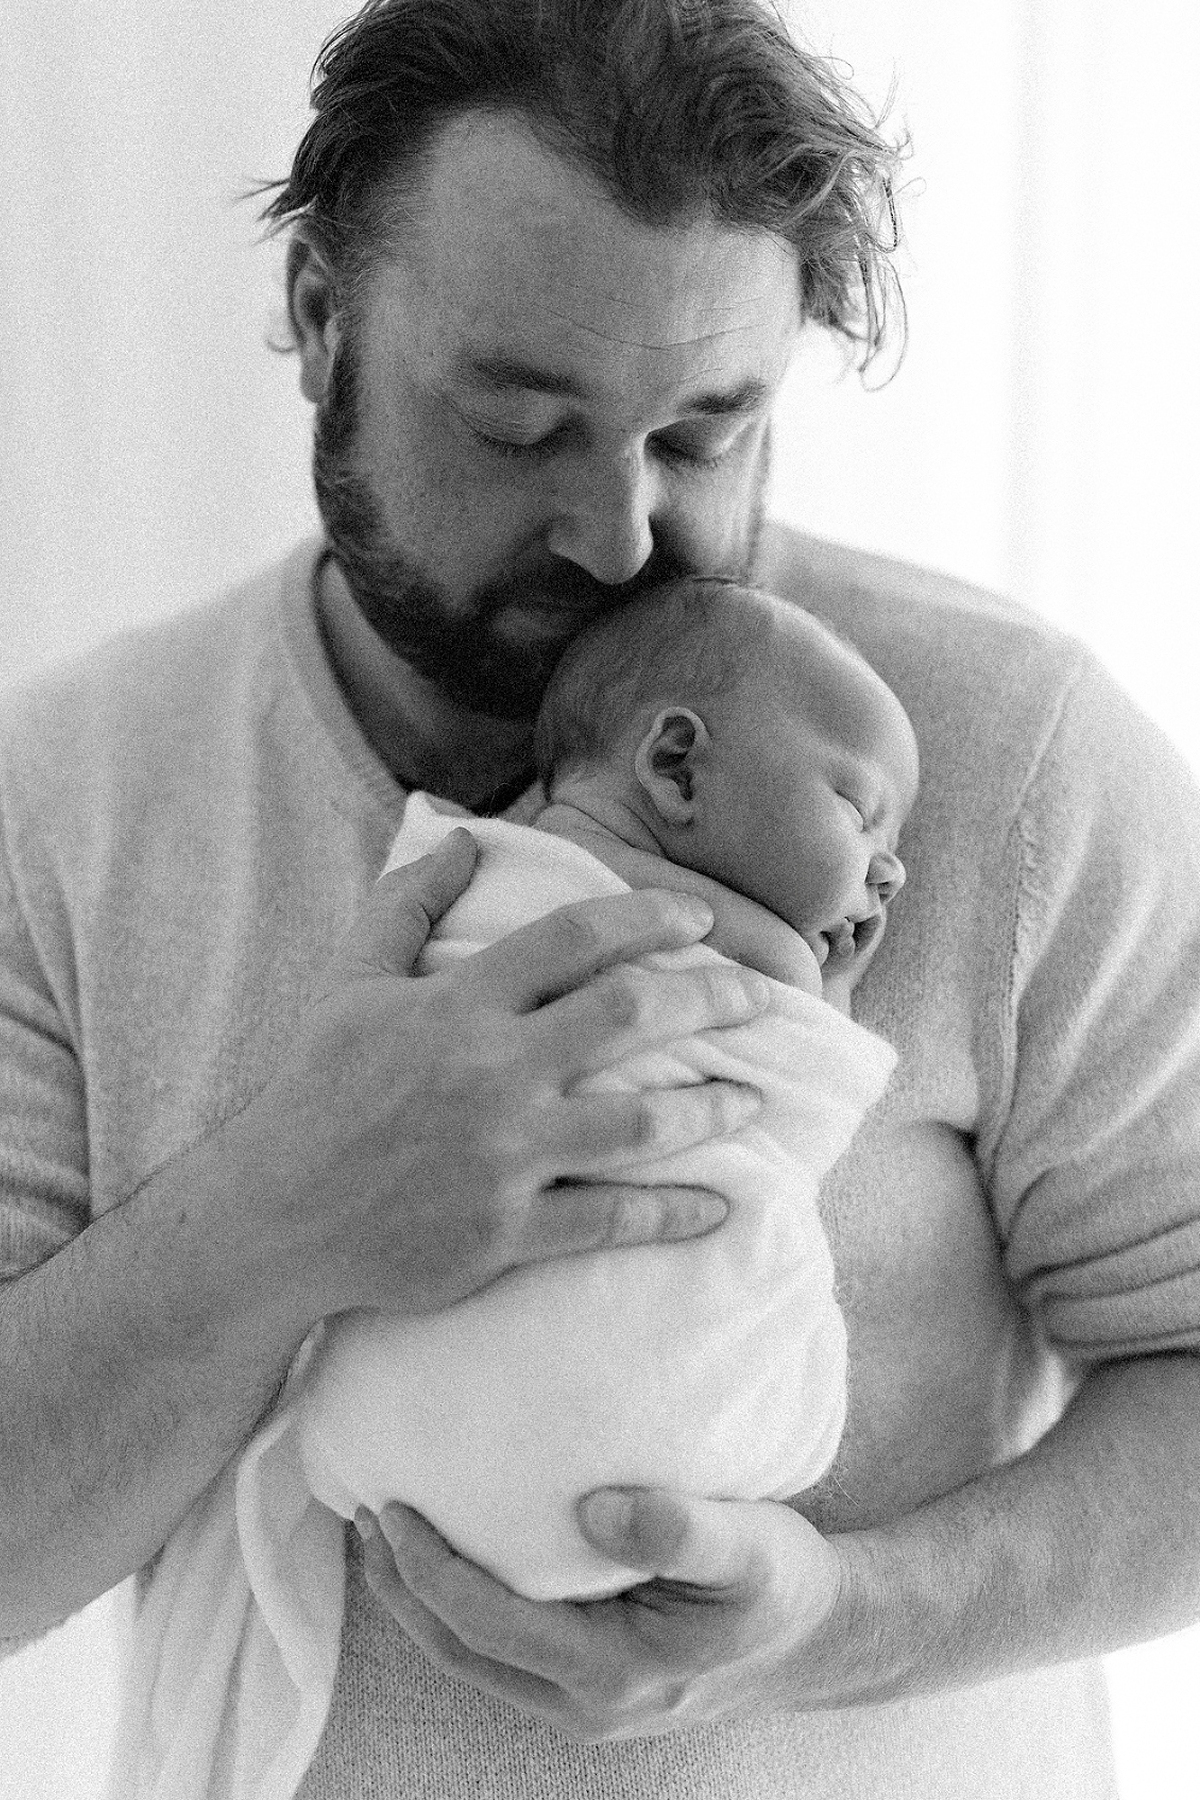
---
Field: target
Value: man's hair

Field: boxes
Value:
[534,576,793,791]
[259,0,907,370]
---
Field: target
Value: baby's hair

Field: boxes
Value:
[535,576,851,793]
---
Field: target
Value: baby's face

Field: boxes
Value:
[689,644,918,972]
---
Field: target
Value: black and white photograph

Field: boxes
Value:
[2,4,1197,1796]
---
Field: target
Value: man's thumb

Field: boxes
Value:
[577,1488,747,1588]
[338,827,479,979]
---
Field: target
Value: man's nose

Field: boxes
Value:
[546,451,656,586]
[870,849,906,901]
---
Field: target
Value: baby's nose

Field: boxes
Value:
[870,849,906,902]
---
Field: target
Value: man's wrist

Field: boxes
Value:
[795,1524,921,1710]
[787,1356,1200,1713]
[177,1087,331,1352]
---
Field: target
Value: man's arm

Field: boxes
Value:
[357,1348,1200,1737]
[0,832,770,1642]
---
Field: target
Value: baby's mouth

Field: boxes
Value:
[821,921,855,964]
[851,911,885,955]
[821,911,885,964]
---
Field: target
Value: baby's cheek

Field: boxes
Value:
[739,925,822,994]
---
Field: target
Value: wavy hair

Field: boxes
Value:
[258,0,907,372]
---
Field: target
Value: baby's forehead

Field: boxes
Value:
[756,609,877,727]
[754,612,918,802]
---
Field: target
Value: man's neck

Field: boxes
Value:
[315,556,534,810]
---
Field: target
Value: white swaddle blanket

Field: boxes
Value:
[109,794,895,1800]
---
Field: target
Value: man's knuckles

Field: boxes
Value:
[429,1069,560,1172]
[588,962,766,1050]
[537,902,613,976]
[528,890,707,980]
[596,1189,654,1250]
[582,964,651,1037]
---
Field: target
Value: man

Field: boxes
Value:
[2,2,1198,1796]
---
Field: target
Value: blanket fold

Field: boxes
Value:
[109,794,895,1799]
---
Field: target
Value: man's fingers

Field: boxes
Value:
[575,1489,842,1646]
[577,1489,754,1591]
[518,1182,730,1263]
[465,890,719,1011]
[369,1504,596,1686]
[529,960,770,1083]
[333,829,479,980]
[546,1082,760,1175]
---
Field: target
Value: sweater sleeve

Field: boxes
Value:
[984,652,1200,1360]
[0,796,89,1279]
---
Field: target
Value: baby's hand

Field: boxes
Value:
[816,911,887,1014]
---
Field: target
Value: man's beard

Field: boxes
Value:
[312,328,765,722]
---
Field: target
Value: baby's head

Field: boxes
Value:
[534,577,919,974]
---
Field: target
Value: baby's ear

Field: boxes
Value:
[634,707,709,826]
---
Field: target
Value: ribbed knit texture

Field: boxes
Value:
[296,1530,1117,1799]
[4,532,1199,1794]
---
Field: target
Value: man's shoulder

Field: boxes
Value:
[760,524,1075,686]
[760,525,1087,783]
[0,541,330,876]
[0,541,319,792]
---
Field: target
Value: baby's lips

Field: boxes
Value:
[825,919,857,963]
[853,911,886,956]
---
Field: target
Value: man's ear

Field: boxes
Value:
[633,707,710,826]
[286,234,342,404]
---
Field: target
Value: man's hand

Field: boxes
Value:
[222,827,770,1335]
[358,1358,1200,1745]
[357,1486,848,1741]
[0,825,774,1639]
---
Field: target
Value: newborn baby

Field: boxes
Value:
[532,573,914,1003]
[293,578,918,1595]
[112,580,920,1800]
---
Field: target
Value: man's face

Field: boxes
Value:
[298,109,803,720]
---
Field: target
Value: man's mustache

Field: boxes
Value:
[477,546,694,618]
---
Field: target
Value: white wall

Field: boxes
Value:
[1,3,325,676]
[2,2,1198,1795]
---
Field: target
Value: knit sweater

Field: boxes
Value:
[3,533,1200,1798]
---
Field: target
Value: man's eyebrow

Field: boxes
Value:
[456,354,585,399]
[455,354,771,416]
[686,377,773,417]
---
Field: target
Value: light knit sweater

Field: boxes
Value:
[4,532,1200,1797]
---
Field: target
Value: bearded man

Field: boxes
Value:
[2,4,1199,1797]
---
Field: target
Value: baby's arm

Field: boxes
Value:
[577,840,824,995]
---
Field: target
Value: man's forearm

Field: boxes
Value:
[0,1119,305,1641]
[825,1352,1200,1705]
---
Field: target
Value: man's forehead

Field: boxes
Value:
[381,109,802,355]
